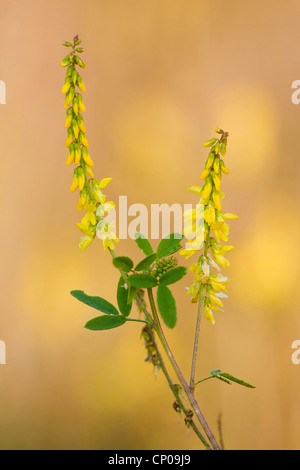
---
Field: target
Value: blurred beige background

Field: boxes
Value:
[0,0,300,450]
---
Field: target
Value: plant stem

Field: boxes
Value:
[147,288,221,450]
[190,229,211,389]
[145,326,211,450]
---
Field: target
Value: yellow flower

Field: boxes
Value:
[204,305,215,325]
[79,130,88,147]
[79,235,94,251]
[65,127,75,148]
[202,178,213,199]
[66,144,75,165]
[212,190,222,211]
[70,168,79,192]
[82,147,94,167]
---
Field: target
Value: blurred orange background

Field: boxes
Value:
[1,0,300,450]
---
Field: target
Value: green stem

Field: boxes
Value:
[145,326,211,450]
[147,288,220,450]
[125,318,148,324]
[190,229,211,389]
[194,376,215,386]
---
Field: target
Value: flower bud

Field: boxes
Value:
[74,55,86,68]
[60,55,71,67]
[65,108,73,128]
[203,138,217,147]
[65,127,75,147]
[77,94,86,112]
[74,144,81,165]
[213,157,220,174]
[62,77,72,94]
[77,114,87,133]
[66,144,75,165]
[77,75,86,92]
[70,168,79,192]
[79,130,89,147]
[72,96,79,116]
[77,167,85,191]
[72,69,78,85]
[220,160,229,174]
[72,118,79,139]
[82,146,94,166]
[220,139,227,156]
[205,151,215,170]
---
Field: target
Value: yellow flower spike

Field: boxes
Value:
[182,130,236,322]
[70,168,79,192]
[62,36,118,253]
[73,96,79,116]
[212,190,222,211]
[66,144,75,165]
[79,130,89,147]
[62,77,72,94]
[65,109,73,128]
[74,144,81,165]
[200,168,210,180]
[65,127,75,148]
[77,94,86,112]
[77,75,86,92]
[72,119,79,139]
[220,160,230,174]
[202,178,213,200]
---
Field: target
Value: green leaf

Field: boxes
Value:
[127,273,158,288]
[159,266,187,286]
[71,290,119,316]
[156,233,183,259]
[134,233,154,256]
[127,285,137,304]
[211,370,255,389]
[135,253,157,272]
[117,277,132,317]
[157,284,177,328]
[112,256,134,273]
[85,315,127,331]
